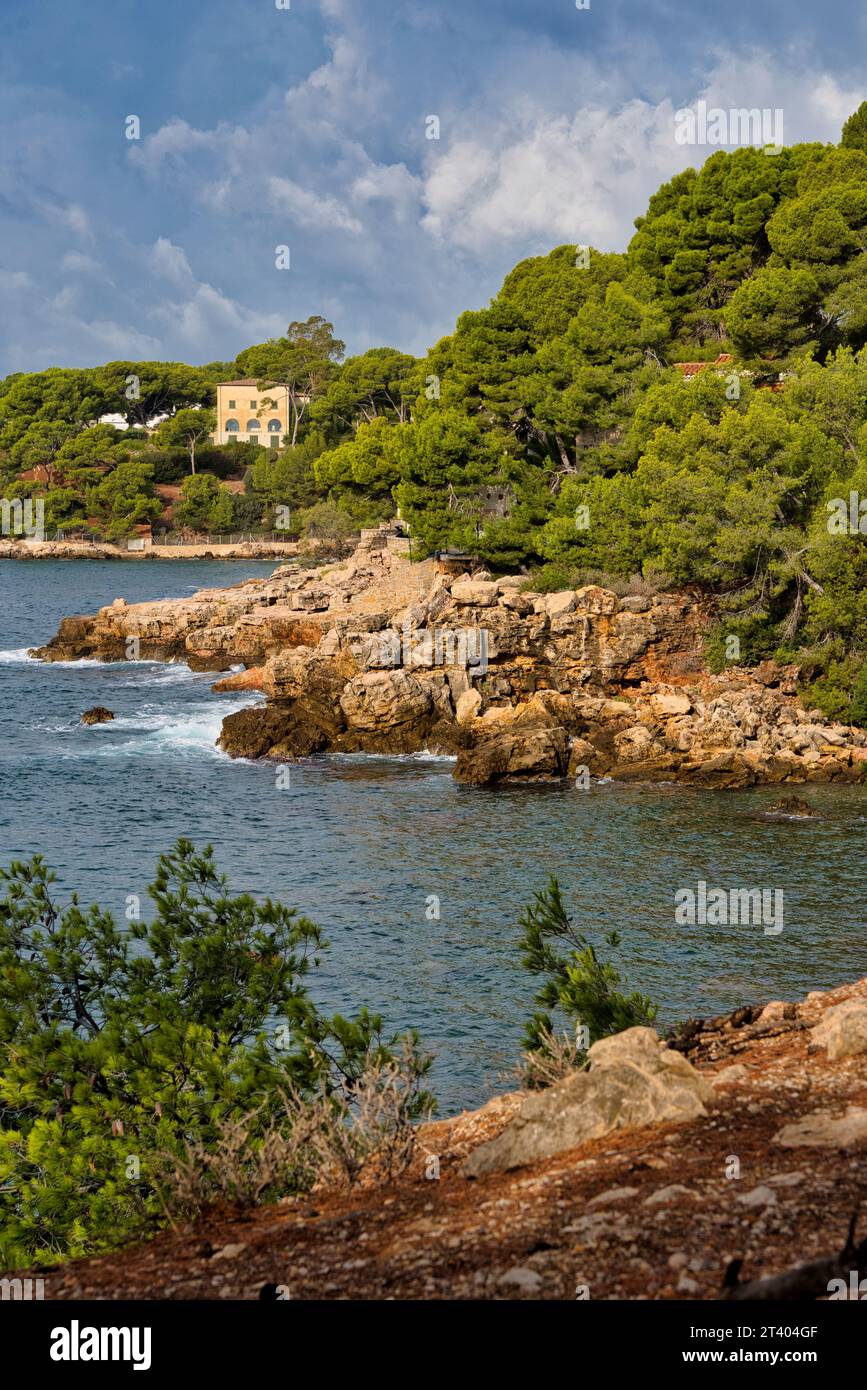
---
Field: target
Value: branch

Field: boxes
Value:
[723,1211,866,1300]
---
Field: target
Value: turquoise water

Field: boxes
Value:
[1,559,866,1112]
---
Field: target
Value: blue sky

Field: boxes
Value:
[0,0,864,375]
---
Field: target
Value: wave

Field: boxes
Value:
[0,647,34,663]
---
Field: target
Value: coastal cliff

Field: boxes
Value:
[33,528,867,789]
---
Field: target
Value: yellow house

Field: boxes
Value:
[212,381,291,447]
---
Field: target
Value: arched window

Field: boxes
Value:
[225,418,239,431]
[246,419,260,432]
[267,419,282,433]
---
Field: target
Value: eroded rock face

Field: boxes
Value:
[462,1028,714,1177]
[33,529,867,786]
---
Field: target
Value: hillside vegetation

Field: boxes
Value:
[5,105,867,716]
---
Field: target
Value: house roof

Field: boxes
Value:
[673,352,733,379]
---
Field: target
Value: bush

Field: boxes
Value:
[154,1041,428,1216]
[518,877,657,1084]
[0,841,432,1266]
[296,500,359,541]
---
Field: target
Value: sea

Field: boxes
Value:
[1,559,865,1112]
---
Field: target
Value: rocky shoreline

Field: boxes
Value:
[33,527,867,789]
[1,538,308,561]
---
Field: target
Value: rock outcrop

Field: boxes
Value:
[80,706,115,725]
[462,1028,713,1177]
[33,527,867,787]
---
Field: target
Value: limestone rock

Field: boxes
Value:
[450,579,498,607]
[453,725,569,786]
[773,1106,867,1148]
[212,667,265,692]
[462,1028,713,1177]
[455,689,482,725]
[811,1000,867,1061]
[340,670,434,734]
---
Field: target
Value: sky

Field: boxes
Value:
[0,0,864,376]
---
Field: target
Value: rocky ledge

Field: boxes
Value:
[33,527,867,789]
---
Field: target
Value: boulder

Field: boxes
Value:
[339,670,434,734]
[462,1028,713,1176]
[455,689,482,725]
[211,667,264,692]
[81,706,115,725]
[811,1000,867,1061]
[650,689,692,718]
[450,579,498,607]
[543,591,577,617]
[454,725,569,786]
[773,1106,867,1149]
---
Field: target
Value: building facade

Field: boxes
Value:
[212,381,291,447]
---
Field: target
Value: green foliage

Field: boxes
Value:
[235,316,344,447]
[518,877,657,1065]
[153,408,216,472]
[96,362,213,430]
[85,460,161,538]
[0,841,431,1265]
[295,499,359,541]
[4,106,867,694]
[173,473,234,533]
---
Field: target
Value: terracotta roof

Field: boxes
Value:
[673,353,734,379]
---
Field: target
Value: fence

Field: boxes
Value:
[43,531,300,546]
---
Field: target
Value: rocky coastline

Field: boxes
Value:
[32,527,867,789]
[1,537,310,561]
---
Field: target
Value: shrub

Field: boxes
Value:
[0,841,432,1266]
[518,877,657,1084]
[154,1040,429,1217]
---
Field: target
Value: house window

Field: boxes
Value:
[227,399,236,409]
[246,420,260,432]
[267,419,282,433]
[225,418,239,432]
[249,400,257,408]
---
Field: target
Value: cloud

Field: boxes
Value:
[148,279,283,351]
[61,252,101,276]
[0,269,33,291]
[149,237,194,285]
[268,177,363,234]
[419,54,860,253]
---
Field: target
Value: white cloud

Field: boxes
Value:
[268,177,363,233]
[0,269,33,291]
[149,237,194,285]
[149,279,283,351]
[61,252,101,276]
[419,55,861,254]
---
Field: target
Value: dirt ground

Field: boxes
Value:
[18,977,867,1302]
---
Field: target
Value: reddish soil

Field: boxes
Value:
[16,978,867,1301]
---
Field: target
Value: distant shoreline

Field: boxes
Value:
[0,539,303,562]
